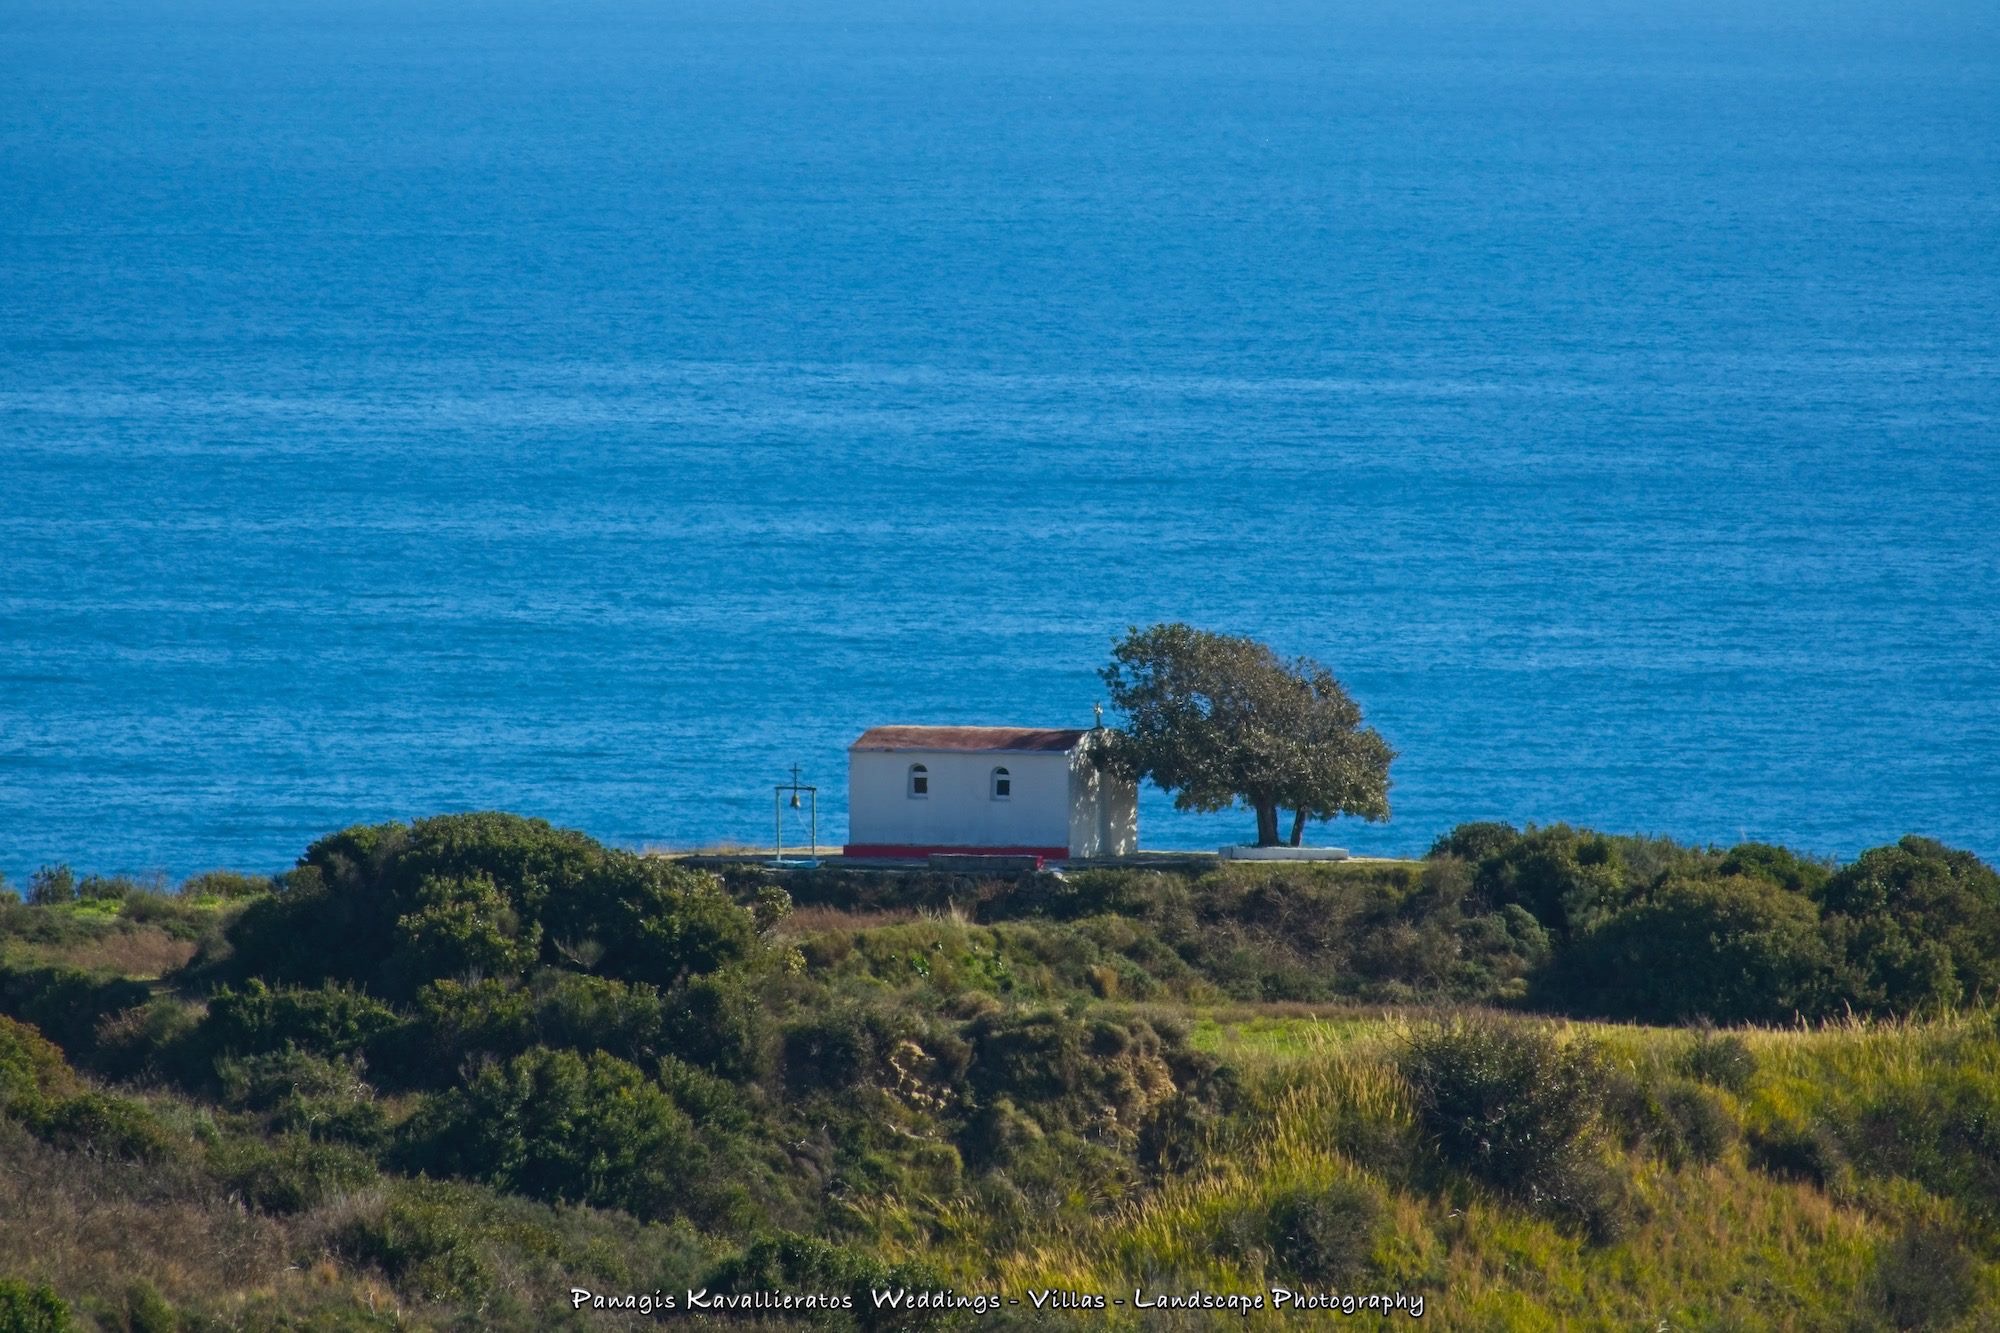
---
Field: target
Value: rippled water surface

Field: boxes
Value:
[2,0,1997,876]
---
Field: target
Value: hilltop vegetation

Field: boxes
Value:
[1,815,1998,1329]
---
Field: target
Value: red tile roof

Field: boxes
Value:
[850,725,1091,754]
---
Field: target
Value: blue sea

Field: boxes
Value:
[2,0,1997,880]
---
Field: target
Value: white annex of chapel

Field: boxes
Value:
[843,725,1137,862]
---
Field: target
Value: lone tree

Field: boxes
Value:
[1099,624,1393,847]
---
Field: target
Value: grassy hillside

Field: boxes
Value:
[957,1010,2000,1329]
[1,817,1997,1330]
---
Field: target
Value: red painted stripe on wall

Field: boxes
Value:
[840,843,1069,861]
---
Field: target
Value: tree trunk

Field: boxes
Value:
[1289,809,1308,846]
[1254,799,1281,846]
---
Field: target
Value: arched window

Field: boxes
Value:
[991,766,1011,800]
[908,763,928,798]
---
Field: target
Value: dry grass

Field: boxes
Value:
[775,904,923,934]
[0,1111,656,1330]
[884,1011,2000,1330]
[63,926,197,979]
[4,923,198,979]
[0,1116,290,1309]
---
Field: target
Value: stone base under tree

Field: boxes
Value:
[1217,844,1351,862]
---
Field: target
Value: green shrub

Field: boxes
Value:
[0,1279,72,1333]
[1874,1221,1977,1330]
[330,1186,493,1303]
[1470,826,1630,936]
[782,1005,878,1092]
[75,874,148,905]
[1818,837,2000,1014]
[745,866,985,918]
[273,1091,389,1149]
[1427,822,1520,864]
[958,1095,1046,1171]
[1833,1070,2000,1233]
[215,1048,387,1146]
[388,970,763,1090]
[120,1281,179,1333]
[215,815,762,1000]
[750,884,793,931]
[0,904,97,951]
[0,1014,76,1115]
[1658,1082,1737,1165]
[111,891,211,940]
[90,997,203,1083]
[981,869,1148,923]
[660,974,769,1080]
[177,870,274,901]
[209,1134,378,1214]
[381,978,536,1086]
[703,1234,965,1331]
[31,1091,179,1161]
[1747,1120,1848,1190]
[526,972,661,1064]
[1604,1073,1738,1169]
[1403,1018,1602,1194]
[25,865,76,907]
[782,998,962,1102]
[198,980,404,1061]
[399,1048,703,1221]
[389,873,542,988]
[1134,1092,1221,1174]
[1680,1029,1757,1094]
[1537,875,1833,1024]
[590,858,760,986]
[196,889,341,991]
[1402,1018,1628,1238]
[1718,843,1832,894]
[1610,834,1724,890]
[0,963,150,1057]
[1267,1180,1385,1285]
[214,1044,356,1110]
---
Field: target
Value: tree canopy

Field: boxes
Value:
[1099,623,1393,846]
